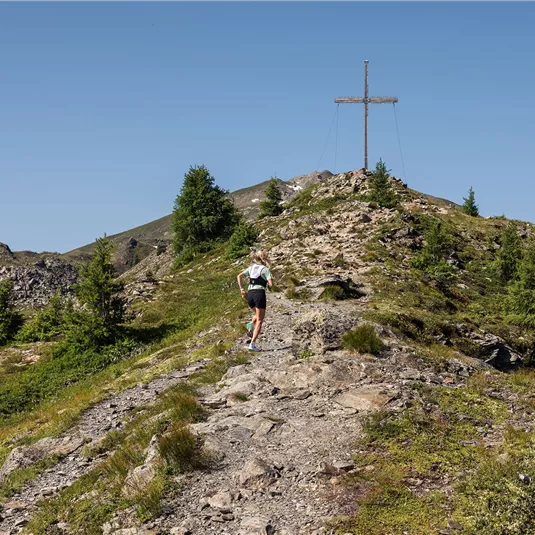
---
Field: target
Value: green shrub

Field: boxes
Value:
[226,222,259,260]
[285,285,310,301]
[158,425,208,473]
[343,324,385,355]
[506,237,535,327]
[16,293,69,343]
[411,219,452,273]
[496,221,521,283]
[0,279,22,345]
[319,285,347,301]
[0,337,138,417]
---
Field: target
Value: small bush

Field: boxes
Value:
[230,392,249,402]
[320,285,346,301]
[16,293,68,343]
[285,285,310,301]
[496,221,521,283]
[506,237,535,327]
[411,219,452,273]
[343,324,385,355]
[158,425,208,473]
[226,222,259,260]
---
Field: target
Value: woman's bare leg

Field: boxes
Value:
[251,308,266,343]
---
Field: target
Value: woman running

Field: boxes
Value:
[237,250,273,352]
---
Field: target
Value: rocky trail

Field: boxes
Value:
[0,360,209,532]
[0,294,471,535]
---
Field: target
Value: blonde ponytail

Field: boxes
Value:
[251,249,271,268]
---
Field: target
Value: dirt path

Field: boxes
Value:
[1,294,420,535]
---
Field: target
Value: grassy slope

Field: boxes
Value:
[0,247,250,484]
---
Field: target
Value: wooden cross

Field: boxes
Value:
[335,60,398,170]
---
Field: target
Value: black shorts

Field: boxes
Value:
[247,289,267,310]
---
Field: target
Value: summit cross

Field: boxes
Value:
[335,60,398,170]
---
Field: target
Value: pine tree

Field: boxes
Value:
[259,177,283,218]
[462,187,479,217]
[172,165,241,260]
[368,159,397,208]
[411,219,451,271]
[0,279,22,345]
[496,222,521,283]
[74,237,125,340]
[226,222,259,260]
[506,237,535,327]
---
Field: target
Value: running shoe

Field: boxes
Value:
[246,321,254,331]
[248,343,261,352]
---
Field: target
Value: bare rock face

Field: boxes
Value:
[0,255,78,307]
[292,309,359,356]
[333,385,399,413]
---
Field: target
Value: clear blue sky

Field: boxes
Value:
[1,2,534,253]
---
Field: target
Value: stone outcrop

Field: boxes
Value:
[0,436,84,483]
[0,254,78,307]
[292,308,359,356]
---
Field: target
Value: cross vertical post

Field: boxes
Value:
[364,60,369,170]
[335,60,398,170]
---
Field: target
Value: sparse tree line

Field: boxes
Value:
[0,237,127,349]
[0,160,531,347]
[0,165,281,348]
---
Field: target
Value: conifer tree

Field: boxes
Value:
[226,222,259,259]
[368,159,397,208]
[0,279,22,345]
[172,165,240,260]
[259,177,283,218]
[74,237,125,339]
[496,221,521,283]
[411,219,451,273]
[462,187,479,217]
[506,237,535,327]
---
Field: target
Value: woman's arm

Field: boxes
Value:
[237,273,247,298]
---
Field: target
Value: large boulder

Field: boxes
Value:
[470,331,523,370]
[238,458,279,489]
[456,325,523,370]
[292,309,358,356]
[122,435,161,498]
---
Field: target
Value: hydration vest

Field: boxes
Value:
[249,263,267,288]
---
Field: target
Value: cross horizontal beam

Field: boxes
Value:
[334,97,398,104]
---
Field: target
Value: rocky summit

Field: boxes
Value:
[2,169,535,535]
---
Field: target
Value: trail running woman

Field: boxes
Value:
[237,250,273,352]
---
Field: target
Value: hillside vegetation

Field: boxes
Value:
[1,166,535,534]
